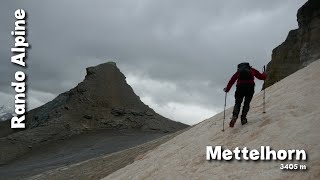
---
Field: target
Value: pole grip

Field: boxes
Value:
[263,65,266,113]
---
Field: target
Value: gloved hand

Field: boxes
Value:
[223,88,228,93]
[262,71,267,79]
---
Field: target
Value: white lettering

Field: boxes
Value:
[11,9,28,129]
[222,149,233,160]
[277,150,287,160]
[206,146,221,160]
[206,146,307,161]
[11,116,25,128]
[249,149,260,160]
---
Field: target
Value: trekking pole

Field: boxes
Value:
[263,66,266,113]
[222,92,227,132]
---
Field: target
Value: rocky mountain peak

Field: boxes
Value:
[297,0,320,28]
[26,62,187,132]
[0,62,188,165]
[85,61,118,77]
[263,0,320,89]
[72,62,149,112]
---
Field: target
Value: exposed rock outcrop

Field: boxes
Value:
[0,62,187,164]
[263,0,320,89]
[26,62,187,132]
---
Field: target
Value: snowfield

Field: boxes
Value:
[103,60,320,180]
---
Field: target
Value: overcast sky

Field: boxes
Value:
[0,0,307,125]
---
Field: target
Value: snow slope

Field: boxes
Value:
[103,60,320,180]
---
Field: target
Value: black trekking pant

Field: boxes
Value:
[232,84,255,118]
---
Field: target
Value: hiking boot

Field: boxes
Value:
[229,116,238,128]
[241,116,248,125]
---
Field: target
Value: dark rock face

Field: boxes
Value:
[26,62,187,132]
[263,0,320,89]
[0,62,187,164]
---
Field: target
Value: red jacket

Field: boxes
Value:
[225,68,267,92]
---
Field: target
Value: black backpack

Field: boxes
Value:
[237,62,252,80]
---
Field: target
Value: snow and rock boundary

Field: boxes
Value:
[104,59,320,180]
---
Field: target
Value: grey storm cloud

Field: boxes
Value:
[0,0,307,124]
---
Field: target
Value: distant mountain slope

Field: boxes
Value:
[0,62,187,165]
[0,105,13,121]
[104,60,320,179]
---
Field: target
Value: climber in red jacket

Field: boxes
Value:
[224,62,267,127]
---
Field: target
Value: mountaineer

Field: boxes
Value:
[224,62,267,127]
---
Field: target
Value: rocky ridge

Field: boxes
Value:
[26,62,186,132]
[263,0,320,89]
[0,62,187,165]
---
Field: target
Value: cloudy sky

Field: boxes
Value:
[0,0,307,125]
